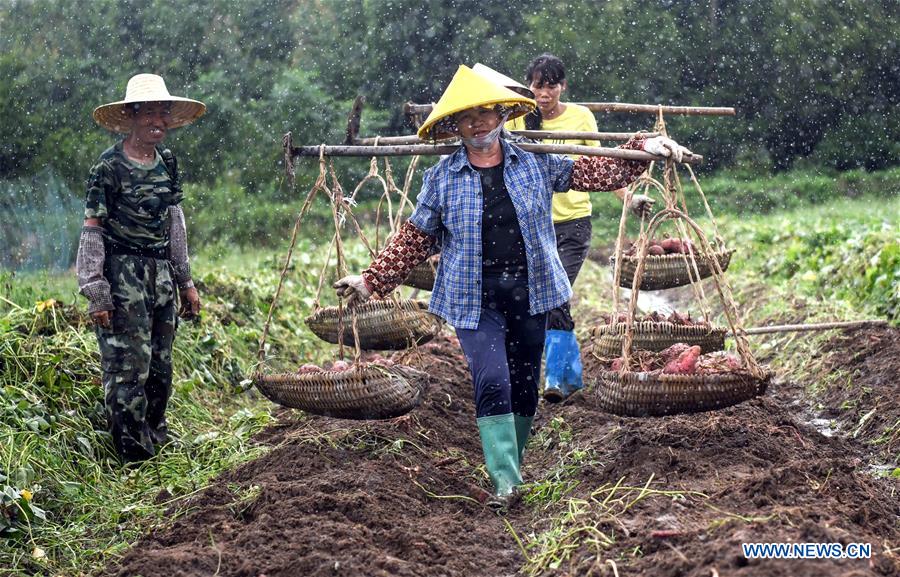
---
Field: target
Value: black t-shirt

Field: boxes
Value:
[476,163,527,278]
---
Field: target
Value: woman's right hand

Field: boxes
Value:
[642,137,693,163]
[333,275,373,306]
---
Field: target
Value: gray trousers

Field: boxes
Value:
[547,217,592,331]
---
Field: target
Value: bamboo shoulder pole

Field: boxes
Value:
[579,103,736,116]
[733,319,889,336]
[354,134,435,146]
[353,130,662,146]
[513,129,662,141]
[291,143,703,164]
[404,101,735,118]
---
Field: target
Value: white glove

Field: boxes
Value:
[643,136,692,163]
[333,275,372,306]
[629,194,655,218]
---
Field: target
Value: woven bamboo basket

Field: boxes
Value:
[610,249,734,291]
[255,364,427,419]
[593,368,771,417]
[402,254,440,291]
[591,321,727,358]
[305,299,442,350]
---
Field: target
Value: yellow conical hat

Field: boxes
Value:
[417,65,535,141]
[472,63,534,98]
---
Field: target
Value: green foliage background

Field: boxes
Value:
[2,0,899,191]
[1,0,897,271]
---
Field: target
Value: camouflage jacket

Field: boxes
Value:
[84,141,183,253]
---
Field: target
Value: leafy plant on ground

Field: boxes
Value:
[0,247,350,575]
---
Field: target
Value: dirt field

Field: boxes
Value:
[106,326,899,577]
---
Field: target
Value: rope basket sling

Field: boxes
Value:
[304,154,442,350]
[591,321,726,358]
[598,130,731,355]
[253,150,428,419]
[609,169,733,291]
[595,139,771,416]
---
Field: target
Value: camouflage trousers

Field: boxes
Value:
[95,254,177,461]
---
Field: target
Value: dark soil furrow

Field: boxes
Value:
[105,328,900,577]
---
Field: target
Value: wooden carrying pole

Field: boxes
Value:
[404,101,736,118]
[732,319,889,336]
[353,130,662,146]
[290,142,703,164]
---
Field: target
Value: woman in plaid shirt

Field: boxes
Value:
[335,65,691,511]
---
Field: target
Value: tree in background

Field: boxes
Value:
[1,0,898,191]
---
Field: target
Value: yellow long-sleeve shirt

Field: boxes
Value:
[506,103,598,223]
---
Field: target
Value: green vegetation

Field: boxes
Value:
[523,417,594,508]
[2,0,899,194]
[719,195,900,324]
[717,197,899,465]
[0,241,376,575]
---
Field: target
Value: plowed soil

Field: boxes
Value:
[106,326,900,577]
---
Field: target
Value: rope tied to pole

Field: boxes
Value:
[256,150,331,374]
[608,111,763,379]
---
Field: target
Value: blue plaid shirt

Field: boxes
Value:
[409,140,575,329]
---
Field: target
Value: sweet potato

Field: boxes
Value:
[299,363,322,374]
[331,360,352,372]
[660,343,691,362]
[648,245,666,256]
[662,345,702,374]
[660,238,683,254]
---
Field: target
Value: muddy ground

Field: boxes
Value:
[106,325,899,577]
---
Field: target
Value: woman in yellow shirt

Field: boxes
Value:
[507,54,645,402]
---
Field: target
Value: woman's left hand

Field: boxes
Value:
[643,137,693,163]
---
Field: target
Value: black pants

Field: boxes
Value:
[456,274,547,418]
[547,217,592,331]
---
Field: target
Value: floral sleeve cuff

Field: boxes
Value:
[362,221,436,297]
[571,135,648,191]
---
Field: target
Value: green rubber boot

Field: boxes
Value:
[514,414,535,466]
[477,413,523,511]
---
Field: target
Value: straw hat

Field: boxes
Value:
[472,63,534,99]
[417,65,535,141]
[93,74,206,133]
